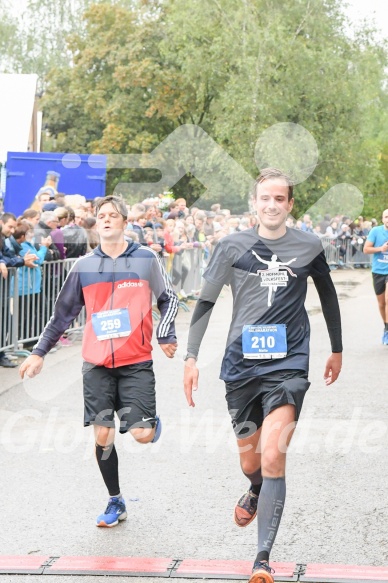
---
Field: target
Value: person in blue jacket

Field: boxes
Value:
[11,221,51,346]
[0,213,38,367]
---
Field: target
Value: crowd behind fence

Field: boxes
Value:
[0,249,205,356]
[321,237,372,269]
[0,239,371,357]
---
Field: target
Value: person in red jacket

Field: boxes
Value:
[20,195,178,528]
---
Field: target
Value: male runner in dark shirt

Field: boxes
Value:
[183,168,342,583]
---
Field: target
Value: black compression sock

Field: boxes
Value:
[244,467,263,496]
[385,323,388,332]
[250,482,263,496]
[95,443,120,497]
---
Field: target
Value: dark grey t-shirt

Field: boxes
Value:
[203,227,330,381]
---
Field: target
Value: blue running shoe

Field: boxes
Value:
[383,331,388,345]
[151,415,162,443]
[96,497,127,527]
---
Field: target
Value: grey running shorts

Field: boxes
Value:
[82,360,156,433]
[372,272,388,296]
[225,369,310,438]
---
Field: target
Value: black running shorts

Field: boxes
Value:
[82,360,156,433]
[372,272,388,296]
[225,370,310,438]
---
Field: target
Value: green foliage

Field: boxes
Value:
[7,0,388,216]
[0,0,91,88]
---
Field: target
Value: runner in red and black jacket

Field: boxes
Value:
[20,196,178,529]
[31,239,178,367]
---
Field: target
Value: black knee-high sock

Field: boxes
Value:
[243,467,263,496]
[95,443,120,497]
[256,477,286,562]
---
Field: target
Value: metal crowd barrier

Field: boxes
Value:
[0,239,369,357]
[0,259,85,356]
[0,270,14,353]
[169,247,207,295]
[321,236,371,269]
[0,249,205,357]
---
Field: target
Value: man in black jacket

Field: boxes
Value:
[62,207,88,258]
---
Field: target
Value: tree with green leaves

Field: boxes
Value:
[0,0,91,88]
[39,0,388,214]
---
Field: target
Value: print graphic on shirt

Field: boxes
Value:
[249,250,297,307]
[378,253,388,264]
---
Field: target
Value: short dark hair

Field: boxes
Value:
[95,195,127,221]
[253,168,294,201]
[1,212,17,223]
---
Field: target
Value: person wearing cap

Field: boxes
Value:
[364,209,388,345]
[42,202,59,212]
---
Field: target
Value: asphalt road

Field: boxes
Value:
[1,267,387,583]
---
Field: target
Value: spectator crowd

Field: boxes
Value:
[0,190,377,368]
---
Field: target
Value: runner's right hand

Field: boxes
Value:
[19,355,44,379]
[183,358,199,407]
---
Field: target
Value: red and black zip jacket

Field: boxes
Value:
[32,241,178,367]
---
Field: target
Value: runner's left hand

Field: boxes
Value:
[323,352,342,385]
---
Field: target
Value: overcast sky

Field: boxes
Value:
[345,0,388,39]
[8,0,388,41]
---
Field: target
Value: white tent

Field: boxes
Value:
[0,73,38,163]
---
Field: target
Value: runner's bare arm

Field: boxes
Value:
[364,240,388,254]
